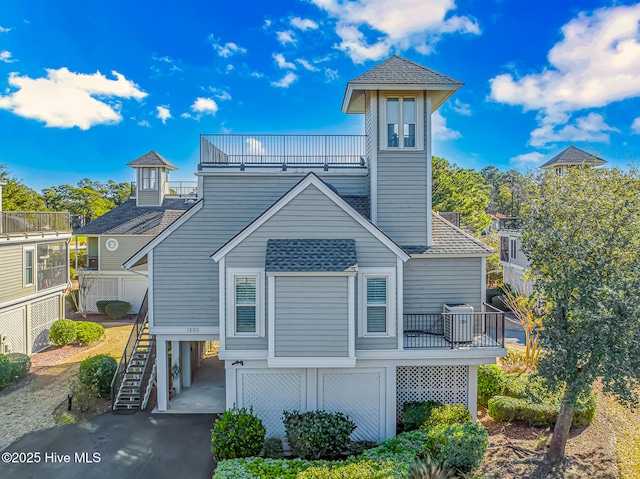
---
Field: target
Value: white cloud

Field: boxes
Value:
[529,113,619,147]
[273,53,296,70]
[0,26,11,33]
[291,17,319,31]
[489,4,640,146]
[510,152,545,168]
[251,71,265,78]
[245,138,266,155]
[214,90,232,101]
[431,110,461,140]
[632,117,640,134]
[296,59,319,72]
[276,30,297,46]
[156,105,172,124]
[324,68,339,82]
[0,67,146,130]
[210,36,247,57]
[191,97,218,115]
[310,0,479,63]
[150,54,182,76]
[138,119,151,127]
[0,51,15,63]
[451,98,471,116]
[271,72,298,88]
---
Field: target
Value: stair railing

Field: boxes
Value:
[138,336,157,409]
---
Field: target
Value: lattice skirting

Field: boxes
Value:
[84,277,119,313]
[396,366,468,422]
[30,295,62,353]
[0,307,26,354]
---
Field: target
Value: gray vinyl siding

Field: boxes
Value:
[403,258,483,314]
[274,276,349,357]
[0,244,35,303]
[99,235,152,271]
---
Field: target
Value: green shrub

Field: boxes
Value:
[424,422,488,472]
[104,301,131,320]
[362,429,428,466]
[211,406,266,461]
[6,353,31,381]
[263,437,284,459]
[283,410,356,460]
[78,354,117,397]
[298,459,398,478]
[70,377,100,412]
[477,364,505,406]
[420,404,471,428]
[49,319,78,346]
[96,300,116,315]
[75,321,104,345]
[345,440,379,457]
[402,400,443,432]
[502,373,529,399]
[488,396,556,426]
[0,355,11,388]
[409,457,456,479]
[214,457,329,479]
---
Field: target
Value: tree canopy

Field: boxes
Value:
[520,166,640,463]
[0,165,49,211]
[481,166,529,217]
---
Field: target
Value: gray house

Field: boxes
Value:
[119,55,506,441]
[0,180,72,354]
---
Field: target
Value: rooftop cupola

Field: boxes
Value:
[539,145,607,176]
[342,55,463,247]
[127,150,178,207]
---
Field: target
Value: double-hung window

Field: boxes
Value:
[366,277,388,333]
[141,168,157,190]
[384,95,420,149]
[227,268,264,337]
[24,247,34,287]
[358,268,396,337]
[510,238,518,261]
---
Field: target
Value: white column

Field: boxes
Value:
[467,365,478,422]
[181,341,192,388]
[156,339,169,411]
[385,366,397,439]
[171,340,181,394]
[425,94,433,247]
[225,365,236,410]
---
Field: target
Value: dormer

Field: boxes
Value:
[127,150,178,207]
[342,55,463,247]
[539,145,607,176]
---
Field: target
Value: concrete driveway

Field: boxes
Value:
[0,412,217,479]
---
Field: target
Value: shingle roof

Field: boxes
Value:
[126,150,178,170]
[348,55,463,86]
[540,145,607,168]
[402,213,493,255]
[265,239,358,272]
[341,195,370,219]
[73,198,191,235]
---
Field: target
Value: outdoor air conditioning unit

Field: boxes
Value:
[0,335,10,354]
[443,303,474,343]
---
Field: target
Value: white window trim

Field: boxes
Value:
[23,246,35,288]
[358,267,396,338]
[141,168,158,191]
[510,238,518,261]
[380,92,424,151]
[226,267,265,338]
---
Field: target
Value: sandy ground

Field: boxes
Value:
[0,319,132,451]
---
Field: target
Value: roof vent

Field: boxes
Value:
[184,198,197,205]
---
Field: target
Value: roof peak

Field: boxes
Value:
[127,150,178,170]
[540,145,607,168]
[348,55,463,86]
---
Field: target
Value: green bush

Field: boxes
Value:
[402,400,443,432]
[214,458,332,479]
[283,410,356,460]
[96,300,116,315]
[78,354,117,397]
[49,319,78,346]
[345,440,379,457]
[75,321,104,345]
[104,301,131,320]
[298,459,398,478]
[70,377,100,412]
[263,437,284,459]
[477,364,505,406]
[502,373,529,399]
[424,422,488,472]
[6,353,31,381]
[488,396,556,426]
[420,404,471,428]
[409,457,456,479]
[0,355,11,388]
[211,406,266,461]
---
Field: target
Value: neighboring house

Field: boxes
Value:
[0,179,72,354]
[489,212,507,232]
[118,55,507,441]
[73,151,196,314]
[499,145,607,294]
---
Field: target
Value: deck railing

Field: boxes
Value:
[0,211,71,236]
[404,303,504,349]
[130,181,198,197]
[200,134,366,169]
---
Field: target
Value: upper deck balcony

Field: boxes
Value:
[199,134,367,170]
[0,211,71,239]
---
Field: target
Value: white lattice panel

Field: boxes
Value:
[240,370,304,438]
[319,370,384,441]
[0,307,26,353]
[30,295,61,353]
[396,366,468,421]
[85,277,119,313]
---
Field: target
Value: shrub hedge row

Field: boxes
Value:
[97,300,132,319]
[49,319,104,346]
[0,353,32,389]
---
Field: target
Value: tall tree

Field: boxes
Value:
[43,184,115,222]
[520,166,640,464]
[0,165,48,211]
[481,166,529,217]
[432,156,491,234]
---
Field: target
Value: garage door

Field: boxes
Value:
[318,368,386,441]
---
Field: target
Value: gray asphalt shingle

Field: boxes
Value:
[348,55,463,86]
[126,150,178,169]
[540,145,607,168]
[266,239,357,272]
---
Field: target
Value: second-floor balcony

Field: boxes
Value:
[200,134,367,170]
[0,211,71,238]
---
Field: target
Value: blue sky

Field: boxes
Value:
[1,0,640,190]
